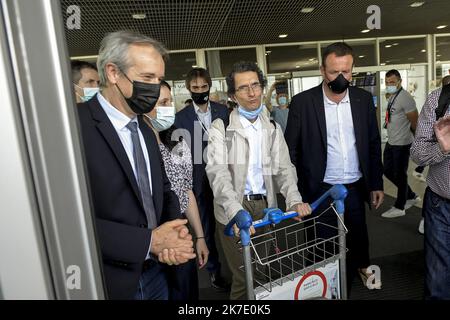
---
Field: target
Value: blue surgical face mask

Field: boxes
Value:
[145,106,175,132]
[278,96,287,106]
[238,104,264,120]
[75,84,100,102]
[236,94,265,120]
[386,85,398,94]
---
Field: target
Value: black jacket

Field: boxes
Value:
[77,95,180,299]
[174,101,229,197]
[285,84,383,203]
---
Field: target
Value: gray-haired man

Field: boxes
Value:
[77,30,195,300]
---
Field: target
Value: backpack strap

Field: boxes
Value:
[436,84,450,120]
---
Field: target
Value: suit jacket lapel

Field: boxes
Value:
[186,104,198,124]
[349,88,363,155]
[211,103,220,122]
[89,99,143,207]
[313,84,327,148]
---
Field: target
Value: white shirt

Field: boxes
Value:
[97,93,153,193]
[322,88,362,184]
[239,115,267,195]
[194,101,212,131]
[97,93,154,258]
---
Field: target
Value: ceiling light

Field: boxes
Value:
[410,2,425,7]
[437,54,442,57]
[301,7,315,13]
[296,65,300,68]
[132,13,146,19]
[359,55,365,58]
[385,45,392,48]
[361,29,370,33]
[437,25,448,29]
[421,49,426,52]
[278,34,288,38]
[192,65,198,68]
[393,43,399,46]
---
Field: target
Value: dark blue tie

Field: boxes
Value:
[126,121,157,229]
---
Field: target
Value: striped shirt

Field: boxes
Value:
[410,88,450,200]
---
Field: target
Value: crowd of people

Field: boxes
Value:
[71,30,450,300]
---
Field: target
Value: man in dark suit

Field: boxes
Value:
[77,30,196,300]
[285,42,384,292]
[175,68,230,291]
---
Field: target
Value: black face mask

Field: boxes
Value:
[326,73,350,94]
[191,90,210,105]
[116,73,160,115]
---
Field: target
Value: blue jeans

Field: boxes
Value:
[424,187,450,300]
[134,261,169,300]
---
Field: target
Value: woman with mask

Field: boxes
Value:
[144,80,209,300]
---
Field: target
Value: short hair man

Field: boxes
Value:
[206,61,311,299]
[77,31,195,300]
[175,68,230,291]
[285,42,384,291]
[380,69,420,218]
[71,60,100,102]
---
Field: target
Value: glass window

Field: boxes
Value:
[320,40,376,67]
[436,36,450,62]
[172,80,191,112]
[347,40,376,67]
[379,37,427,65]
[266,44,319,74]
[165,51,197,81]
[436,36,450,84]
[292,76,322,95]
[205,48,257,78]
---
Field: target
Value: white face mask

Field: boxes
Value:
[145,106,175,132]
[74,84,99,102]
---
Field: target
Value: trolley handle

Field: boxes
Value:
[224,184,348,246]
[224,209,253,246]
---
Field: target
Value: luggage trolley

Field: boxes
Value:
[224,185,349,300]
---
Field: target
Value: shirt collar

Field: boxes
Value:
[97,92,137,131]
[193,101,211,114]
[239,114,261,130]
[322,84,350,105]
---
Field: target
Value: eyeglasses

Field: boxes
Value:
[235,82,262,95]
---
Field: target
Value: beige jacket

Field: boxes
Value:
[206,109,303,226]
